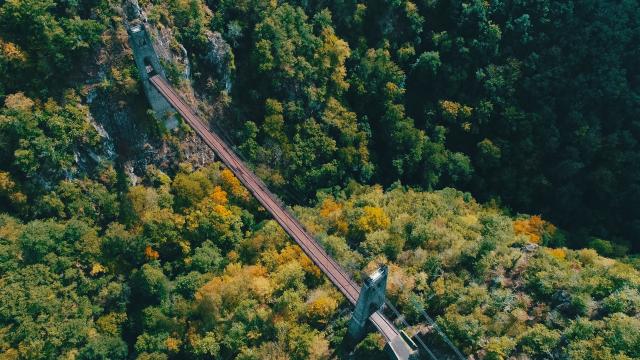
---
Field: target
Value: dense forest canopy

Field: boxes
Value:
[0,0,639,359]
[1,162,639,359]
[1,0,638,249]
[191,0,640,251]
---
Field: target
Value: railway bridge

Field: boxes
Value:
[125,7,420,356]
[148,73,418,359]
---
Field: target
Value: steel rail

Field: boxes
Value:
[149,75,409,346]
[149,76,361,303]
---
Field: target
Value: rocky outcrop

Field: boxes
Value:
[79,0,231,185]
[145,17,191,82]
[202,30,233,92]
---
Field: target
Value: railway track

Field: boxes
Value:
[149,74,415,359]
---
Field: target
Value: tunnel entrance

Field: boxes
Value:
[143,57,156,76]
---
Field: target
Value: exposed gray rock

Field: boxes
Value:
[124,0,144,22]
[202,30,233,92]
[181,134,216,168]
[83,1,220,185]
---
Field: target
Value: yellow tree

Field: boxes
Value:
[357,206,391,233]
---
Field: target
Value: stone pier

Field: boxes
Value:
[348,266,390,340]
[126,7,178,129]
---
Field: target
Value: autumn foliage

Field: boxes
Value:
[513,215,556,244]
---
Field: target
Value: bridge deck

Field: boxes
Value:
[149,75,412,358]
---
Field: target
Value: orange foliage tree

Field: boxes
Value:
[318,197,348,235]
[220,169,250,202]
[513,215,556,244]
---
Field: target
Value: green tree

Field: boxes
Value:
[0,92,102,213]
[0,264,95,359]
[131,264,170,304]
[517,324,561,359]
[0,0,103,96]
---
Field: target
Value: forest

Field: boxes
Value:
[0,0,639,359]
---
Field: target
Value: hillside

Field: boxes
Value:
[0,0,639,359]
[1,163,639,358]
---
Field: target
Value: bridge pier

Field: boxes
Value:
[126,3,178,129]
[348,266,389,341]
[348,266,419,360]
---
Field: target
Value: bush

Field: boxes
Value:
[517,324,561,359]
